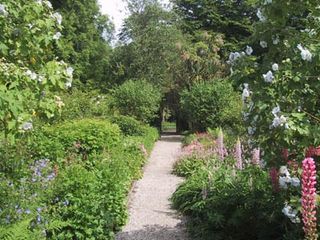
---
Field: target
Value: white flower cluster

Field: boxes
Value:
[282,204,300,223]
[272,35,280,45]
[25,70,44,83]
[20,121,33,131]
[257,9,266,22]
[36,0,52,9]
[297,44,312,61]
[260,40,268,48]
[263,63,279,83]
[228,45,253,65]
[0,4,8,16]
[263,70,274,83]
[54,95,65,108]
[52,12,62,25]
[279,166,300,189]
[65,66,74,88]
[53,32,62,40]
[242,83,250,101]
[271,106,288,128]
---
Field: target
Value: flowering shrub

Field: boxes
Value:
[231,0,320,163]
[0,1,73,141]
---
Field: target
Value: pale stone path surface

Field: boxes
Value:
[116,134,189,240]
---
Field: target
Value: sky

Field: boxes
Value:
[98,0,170,35]
[98,0,127,35]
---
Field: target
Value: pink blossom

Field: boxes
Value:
[302,158,318,240]
[269,167,279,192]
[234,139,242,170]
[251,148,260,166]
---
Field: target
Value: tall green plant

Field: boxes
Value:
[0,1,72,141]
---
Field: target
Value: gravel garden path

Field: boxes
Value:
[116,134,189,240]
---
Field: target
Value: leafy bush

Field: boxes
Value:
[173,155,207,177]
[172,165,303,240]
[112,79,162,123]
[0,0,72,141]
[43,119,121,157]
[57,90,113,121]
[180,80,243,132]
[110,115,146,136]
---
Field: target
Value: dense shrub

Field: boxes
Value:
[173,155,207,177]
[0,118,159,239]
[180,80,243,132]
[57,90,113,121]
[112,80,162,123]
[110,115,146,136]
[172,164,303,240]
[43,119,121,157]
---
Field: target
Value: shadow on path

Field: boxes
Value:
[116,224,188,240]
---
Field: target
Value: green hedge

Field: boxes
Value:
[0,118,159,239]
[180,80,243,132]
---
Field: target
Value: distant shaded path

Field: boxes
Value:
[116,134,189,240]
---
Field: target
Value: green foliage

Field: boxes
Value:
[231,0,320,164]
[180,80,243,132]
[172,164,303,240]
[117,0,185,92]
[58,89,112,121]
[0,0,72,140]
[49,0,114,87]
[172,0,257,54]
[44,119,121,157]
[110,115,146,136]
[173,155,206,177]
[112,80,162,123]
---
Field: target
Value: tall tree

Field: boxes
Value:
[172,0,257,52]
[49,0,114,87]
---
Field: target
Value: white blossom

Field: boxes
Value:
[290,177,300,187]
[263,70,274,83]
[272,63,279,71]
[248,126,256,135]
[257,9,266,22]
[228,52,241,62]
[242,83,250,101]
[272,115,287,128]
[66,67,74,77]
[25,70,37,80]
[245,45,253,55]
[0,4,8,16]
[282,204,300,223]
[21,122,33,131]
[65,81,72,88]
[53,32,62,40]
[44,1,52,9]
[38,75,44,83]
[272,106,280,116]
[279,176,290,189]
[279,166,290,177]
[52,12,62,25]
[272,35,280,45]
[260,40,268,48]
[297,44,312,61]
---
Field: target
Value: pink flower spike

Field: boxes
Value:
[301,157,318,240]
[251,148,260,166]
[234,138,242,170]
